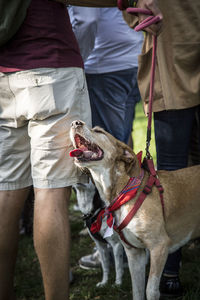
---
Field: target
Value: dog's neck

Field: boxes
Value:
[88,164,131,206]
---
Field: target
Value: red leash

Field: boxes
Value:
[123,6,160,159]
[90,4,165,248]
[125,5,165,216]
[118,4,166,243]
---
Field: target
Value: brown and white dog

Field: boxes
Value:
[70,120,200,300]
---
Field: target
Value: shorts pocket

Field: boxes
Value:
[73,68,87,93]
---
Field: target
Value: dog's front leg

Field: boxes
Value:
[124,246,146,300]
[94,240,110,287]
[146,240,169,300]
[108,239,124,286]
[88,230,110,286]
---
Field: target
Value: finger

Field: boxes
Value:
[144,26,161,36]
[146,0,163,20]
[138,14,163,35]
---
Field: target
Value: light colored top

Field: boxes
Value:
[68,7,144,73]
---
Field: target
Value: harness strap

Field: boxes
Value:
[115,159,165,248]
[143,158,165,217]
[113,179,154,248]
[90,168,144,235]
[114,225,137,248]
[116,175,155,232]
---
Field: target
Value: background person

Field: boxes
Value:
[68,5,143,269]
[0,0,93,299]
[123,0,200,297]
[69,6,143,145]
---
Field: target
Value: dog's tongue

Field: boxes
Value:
[69,149,83,157]
[69,148,94,159]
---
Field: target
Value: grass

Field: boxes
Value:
[132,102,156,163]
[14,102,200,299]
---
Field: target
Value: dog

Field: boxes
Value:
[70,120,200,300]
[73,180,124,287]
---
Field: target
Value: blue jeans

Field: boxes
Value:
[154,106,198,274]
[86,67,140,143]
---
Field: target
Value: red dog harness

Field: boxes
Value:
[91,155,165,248]
[115,158,165,248]
[90,168,144,234]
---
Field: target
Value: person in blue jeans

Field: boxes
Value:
[69,6,143,145]
[68,5,143,269]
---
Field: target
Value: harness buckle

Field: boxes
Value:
[143,185,152,194]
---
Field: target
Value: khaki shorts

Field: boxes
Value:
[0,67,92,190]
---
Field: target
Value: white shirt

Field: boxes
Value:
[68,7,144,74]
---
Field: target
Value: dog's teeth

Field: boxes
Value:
[84,151,93,158]
[91,153,97,159]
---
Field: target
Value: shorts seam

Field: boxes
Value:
[0,179,33,190]
[33,175,89,189]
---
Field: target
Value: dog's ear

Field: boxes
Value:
[116,141,141,177]
[123,149,141,177]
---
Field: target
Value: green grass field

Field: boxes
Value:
[15,102,200,300]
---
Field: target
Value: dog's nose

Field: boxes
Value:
[71,120,85,128]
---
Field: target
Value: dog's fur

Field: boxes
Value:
[73,180,124,286]
[70,120,200,300]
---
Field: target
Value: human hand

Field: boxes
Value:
[137,0,163,35]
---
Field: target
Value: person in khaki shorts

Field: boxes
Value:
[0,0,118,299]
[0,0,120,299]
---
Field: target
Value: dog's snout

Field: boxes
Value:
[71,120,85,128]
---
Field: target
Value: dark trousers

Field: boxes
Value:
[86,67,140,144]
[154,106,199,274]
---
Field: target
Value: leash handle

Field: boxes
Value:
[135,16,161,32]
[126,7,153,15]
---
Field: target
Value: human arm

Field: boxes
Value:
[54,0,117,7]
[55,0,163,35]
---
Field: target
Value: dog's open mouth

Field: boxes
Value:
[69,134,104,161]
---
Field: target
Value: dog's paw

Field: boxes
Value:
[96,281,107,287]
[113,280,122,287]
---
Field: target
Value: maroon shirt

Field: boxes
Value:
[0,0,83,72]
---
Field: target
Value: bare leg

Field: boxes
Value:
[0,188,30,300]
[33,187,71,300]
